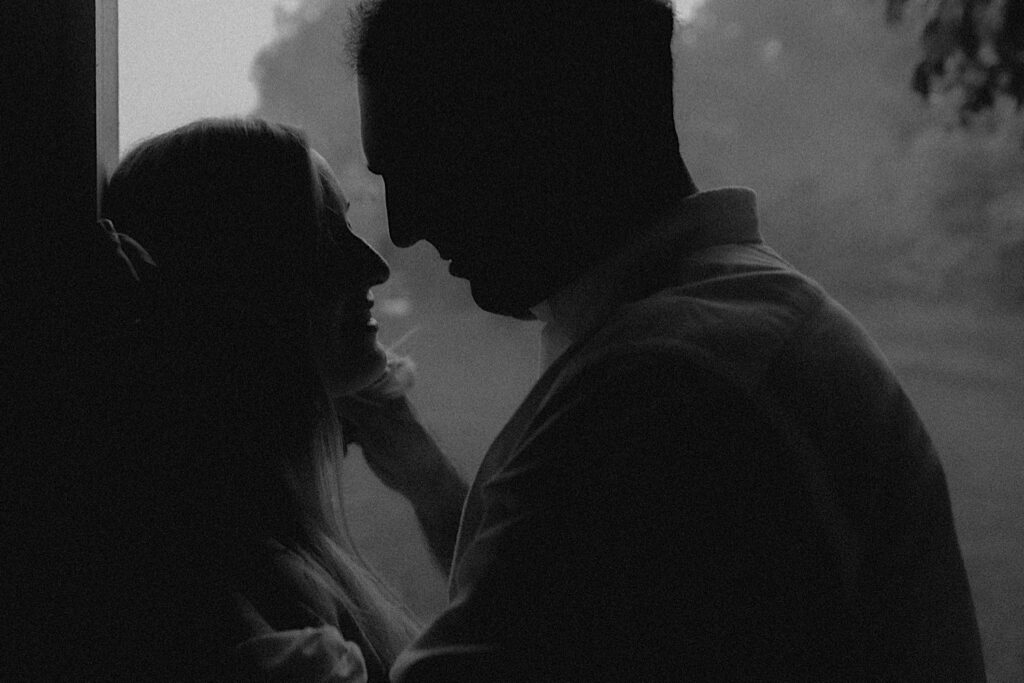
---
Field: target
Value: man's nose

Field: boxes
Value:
[381,179,422,249]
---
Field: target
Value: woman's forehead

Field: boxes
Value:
[308,150,348,208]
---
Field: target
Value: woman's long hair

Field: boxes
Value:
[95,118,417,674]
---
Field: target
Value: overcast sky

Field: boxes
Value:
[118,0,706,153]
[119,0,289,151]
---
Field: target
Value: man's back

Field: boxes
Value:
[393,192,984,680]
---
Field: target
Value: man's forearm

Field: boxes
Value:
[403,459,467,574]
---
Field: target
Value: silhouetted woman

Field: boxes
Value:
[89,118,435,680]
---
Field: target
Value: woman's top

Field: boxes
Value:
[236,623,367,681]
[227,538,391,683]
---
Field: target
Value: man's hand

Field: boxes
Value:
[337,391,446,497]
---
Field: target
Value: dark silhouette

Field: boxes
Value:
[79,117,465,680]
[350,0,987,679]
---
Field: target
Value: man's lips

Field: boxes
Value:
[434,242,460,262]
[440,253,469,278]
[432,243,471,278]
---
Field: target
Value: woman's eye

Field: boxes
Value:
[323,208,348,243]
[333,222,353,244]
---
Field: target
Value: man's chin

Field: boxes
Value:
[468,279,540,320]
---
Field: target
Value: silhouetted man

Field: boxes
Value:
[352,0,986,679]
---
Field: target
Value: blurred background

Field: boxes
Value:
[120,0,1023,678]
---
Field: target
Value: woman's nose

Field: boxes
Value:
[354,233,390,286]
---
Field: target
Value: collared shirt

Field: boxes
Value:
[393,188,985,681]
[532,188,761,368]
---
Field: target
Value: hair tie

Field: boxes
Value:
[96,219,158,286]
[88,219,168,332]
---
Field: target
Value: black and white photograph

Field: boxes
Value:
[4,1,1021,680]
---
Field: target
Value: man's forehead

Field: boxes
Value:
[362,71,476,127]
[365,111,466,164]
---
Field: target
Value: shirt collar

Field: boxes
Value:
[532,187,760,368]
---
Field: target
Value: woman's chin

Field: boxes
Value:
[321,344,388,398]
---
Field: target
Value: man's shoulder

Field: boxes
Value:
[570,248,830,393]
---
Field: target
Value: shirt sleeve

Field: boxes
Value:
[235,625,368,683]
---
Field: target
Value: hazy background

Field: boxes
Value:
[120,1,1023,678]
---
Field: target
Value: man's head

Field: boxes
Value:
[353,0,695,317]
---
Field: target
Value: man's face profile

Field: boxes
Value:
[358,75,544,318]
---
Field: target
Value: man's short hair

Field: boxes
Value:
[351,0,686,225]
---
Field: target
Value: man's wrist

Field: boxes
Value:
[401,454,467,504]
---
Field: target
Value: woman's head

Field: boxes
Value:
[102,117,389,397]
[308,150,391,395]
[98,119,415,667]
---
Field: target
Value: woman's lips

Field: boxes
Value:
[336,293,378,333]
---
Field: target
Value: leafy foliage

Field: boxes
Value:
[888,0,1024,120]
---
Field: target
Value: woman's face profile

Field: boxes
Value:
[308,152,390,397]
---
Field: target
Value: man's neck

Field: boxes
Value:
[530,265,617,370]
[529,218,673,369]
[529,189,708,370]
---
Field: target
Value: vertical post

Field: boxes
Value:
[2,3,119,677]
[1,0,118,273]
[1,0,120,332]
